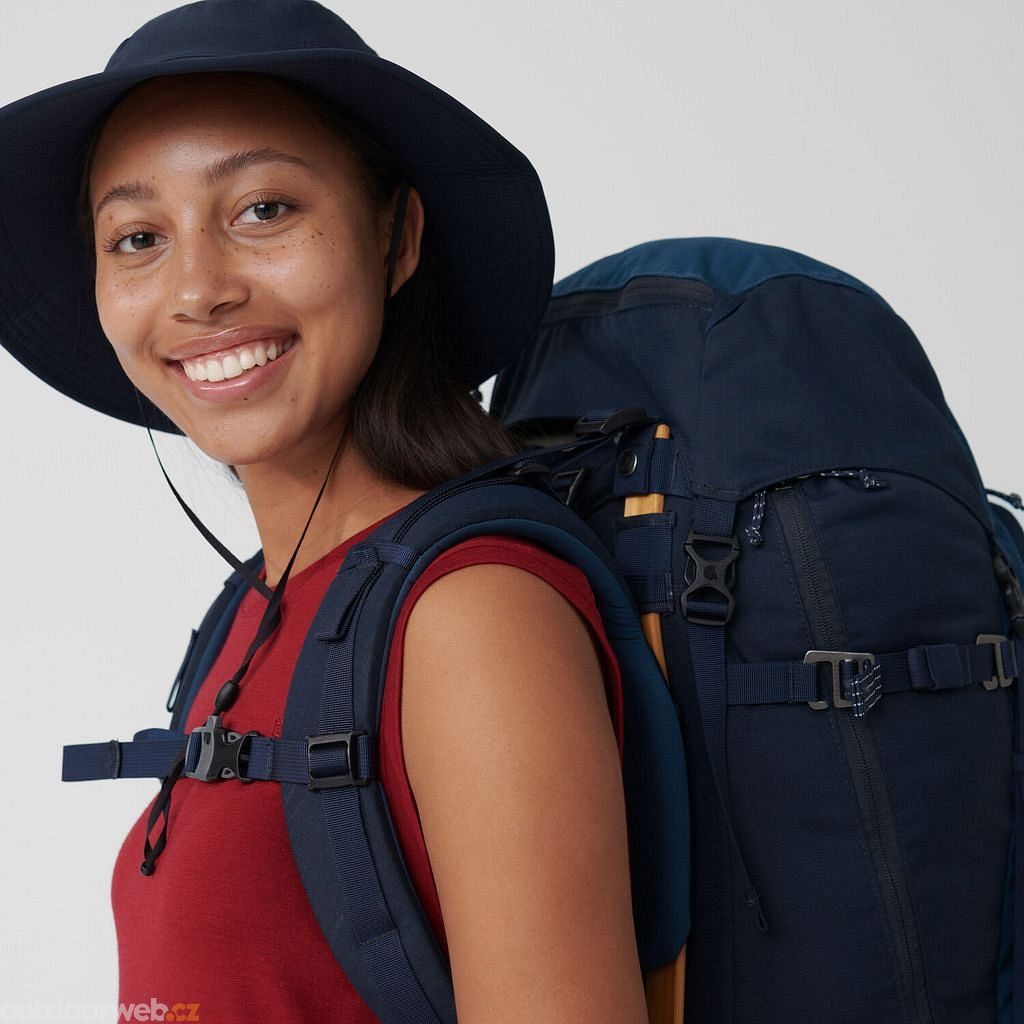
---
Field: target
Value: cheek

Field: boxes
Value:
[94,274,154,370]
[275,228,385,339]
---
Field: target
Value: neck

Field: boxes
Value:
[235,414,427,588]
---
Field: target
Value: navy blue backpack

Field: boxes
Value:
[63,237,1024,1024]
[491,237,1024,1023]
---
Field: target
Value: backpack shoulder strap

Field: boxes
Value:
[280,460,689,1024]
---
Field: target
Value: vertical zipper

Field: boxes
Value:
[770,483,933,1024]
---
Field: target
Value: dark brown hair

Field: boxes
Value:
[76,72,530,490]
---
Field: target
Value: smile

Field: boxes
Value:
[179,336,297,382]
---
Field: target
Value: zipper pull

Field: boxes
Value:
[744,489,767,547]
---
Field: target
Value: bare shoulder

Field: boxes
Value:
[402,562,648,1024]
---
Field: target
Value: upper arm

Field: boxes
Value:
[402,562,647,1024]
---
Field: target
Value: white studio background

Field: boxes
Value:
[1,0,1021,1009]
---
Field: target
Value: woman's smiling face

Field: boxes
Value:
[88,71,421,468]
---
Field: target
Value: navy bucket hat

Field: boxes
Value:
[0,0,555,432]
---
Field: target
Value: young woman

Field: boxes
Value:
[0,1,646,1021]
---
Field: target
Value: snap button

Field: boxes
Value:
[617,449,638,476]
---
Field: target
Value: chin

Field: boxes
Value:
[198,435,295,470]
[169,416,291,468]
[156,390,347,471]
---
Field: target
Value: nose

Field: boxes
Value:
[168,222,250,322]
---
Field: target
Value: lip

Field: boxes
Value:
[172,335,298,403]
[164,324,297,363]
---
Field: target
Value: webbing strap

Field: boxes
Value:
[613,511,676,613]
[727,638,1021,705]
[62,730,375,786]
[62,734,185,781]
[315,563,445,1024]
[249,734,375,785]
[684,496,768,932]
[613,430,690,498]
[341,541,419,570]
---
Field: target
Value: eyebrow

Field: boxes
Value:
[92,148,313,220]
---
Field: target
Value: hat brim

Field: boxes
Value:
[0,49,554,432]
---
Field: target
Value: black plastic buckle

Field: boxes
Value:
[681,531,739,625]
[184,714,258,783]
[804,651,879,715]
[573,407,650,439]
[976,634,1015,690]
[307,731,370,791]
[550,468,588,508]
[512,461,589,510]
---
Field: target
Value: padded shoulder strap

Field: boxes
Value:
[280,464,689,1024]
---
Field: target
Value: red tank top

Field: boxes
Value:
[111,509,625,1021]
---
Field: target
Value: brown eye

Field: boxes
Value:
[105,230,159,255]
[236,196,293,225]
[253,201,282,220]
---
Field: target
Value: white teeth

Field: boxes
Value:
[179,336,295,382]
[222,354,243,379]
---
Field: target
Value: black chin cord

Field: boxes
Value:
[138,418,347,875]
[139,421,274,600]
[136,178,412,876]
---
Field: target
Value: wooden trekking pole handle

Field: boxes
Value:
[624,423,686,1024]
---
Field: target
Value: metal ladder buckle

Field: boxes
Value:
[976,634,1015,689]
[804,651,879,715]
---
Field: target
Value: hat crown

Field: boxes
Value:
[105,0,376,73]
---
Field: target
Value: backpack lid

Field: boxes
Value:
[492,237,991,528]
